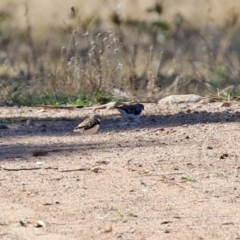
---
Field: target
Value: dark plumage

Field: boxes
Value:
[116,103,144,120]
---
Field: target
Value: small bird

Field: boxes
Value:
[73,114,102,134]
[116,103,144,120]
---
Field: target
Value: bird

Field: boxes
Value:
[116,103,144,120]
[73,114,102,134]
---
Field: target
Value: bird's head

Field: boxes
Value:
[137,103,144,111]
[91,114,102,122]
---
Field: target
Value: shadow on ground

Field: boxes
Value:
[0,109,239,159]
[0,110,239,137]
[0,134,169,159]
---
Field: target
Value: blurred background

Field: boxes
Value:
[1,0,240,105]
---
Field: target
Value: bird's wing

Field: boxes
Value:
[117,105,141,115]
[75,118,100,130]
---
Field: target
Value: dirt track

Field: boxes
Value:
[1,101,240,240]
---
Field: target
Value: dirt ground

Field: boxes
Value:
[1,101,240,240]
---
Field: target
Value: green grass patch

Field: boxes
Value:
[7,90,116,107]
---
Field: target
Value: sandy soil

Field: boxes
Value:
[1,101,240,240]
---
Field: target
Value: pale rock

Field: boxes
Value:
[158,94,203,105]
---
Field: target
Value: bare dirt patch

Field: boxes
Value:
[1,102,240,239]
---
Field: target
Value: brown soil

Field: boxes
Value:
[1,101,240,240]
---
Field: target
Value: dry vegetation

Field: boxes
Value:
[0,0,240,105]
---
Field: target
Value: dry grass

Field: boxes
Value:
[1,0,240,105]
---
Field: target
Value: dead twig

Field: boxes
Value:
[81,101,128,111]
[2,167,41,171]
[1,167,58,171]
[60,168,90,172]
[140,127,165,135]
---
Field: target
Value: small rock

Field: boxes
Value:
[91,167,100,173]
[98,225,112,233]
[32,151,48,157]
[220,153,228,159]
[35,161,44,165]
[36,220,46,228]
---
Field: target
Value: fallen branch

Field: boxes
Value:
[2,167,41,171]
[1,167,58,171]
[82,99,158,111]
[35,102,127,111]
[36,99,158,112]
[81,101,128,111]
